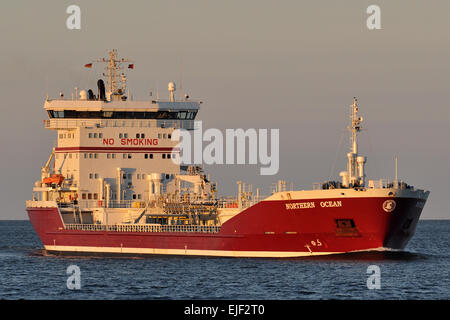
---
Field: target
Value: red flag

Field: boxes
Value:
[128,64,134,69]
[84,63,92,68]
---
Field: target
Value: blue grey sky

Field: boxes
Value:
[0,1,449,219]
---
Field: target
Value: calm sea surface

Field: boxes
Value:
[0,220,448,300]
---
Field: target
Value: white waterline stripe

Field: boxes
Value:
[44,245,341,258]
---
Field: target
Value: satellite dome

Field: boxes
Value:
[79,90,87,100]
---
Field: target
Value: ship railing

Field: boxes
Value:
[65,223,221,233]
[65,224,108,231]
[217,197,262,209]
[61,197,262,210]
[217,198,239,209]
[367,179,413,190]
[26,200,58,208]
[312,183,322,190]
[43,119,195,130]
[68,200,145,209]
[309,179,414,190]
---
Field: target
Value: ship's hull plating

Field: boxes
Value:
[26,194,427,258]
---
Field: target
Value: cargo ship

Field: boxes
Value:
[26,50,429,257]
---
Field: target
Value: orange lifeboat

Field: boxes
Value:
[43,174,65,186]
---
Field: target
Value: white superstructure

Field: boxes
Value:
[33,50,229,226]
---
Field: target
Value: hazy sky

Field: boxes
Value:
[0,1,449,219]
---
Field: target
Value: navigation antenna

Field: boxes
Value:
[349,97,363,155]
[86,50,134,98]
[345,97,366,187]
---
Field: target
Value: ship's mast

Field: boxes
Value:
[95,49,132,97]
[341,97,366,187]
[349,97,362,155]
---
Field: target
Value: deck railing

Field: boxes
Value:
[65,223,221,233]
[43,119,195,130]
[61,197,262,210]
[312,179,414,190]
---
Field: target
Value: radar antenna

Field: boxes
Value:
[344,97,366,187]
[85,49,134,97]
[349,97,363,155]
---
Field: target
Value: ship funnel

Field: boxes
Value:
[97,79,106,101]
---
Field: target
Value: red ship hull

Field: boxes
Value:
[27,196,426,258]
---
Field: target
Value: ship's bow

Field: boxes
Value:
[382,190,429,250]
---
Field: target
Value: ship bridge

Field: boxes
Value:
[44,99,201,117]
[43,99,200,131]
[44,48,201,130]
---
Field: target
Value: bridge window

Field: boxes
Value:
[49,110,191,120]
[178,111,187,119]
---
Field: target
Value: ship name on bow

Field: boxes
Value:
[285,200,343,210]
[285,202,315,210]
